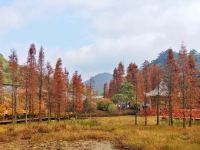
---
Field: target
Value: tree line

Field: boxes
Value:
[104,45,200,128]
[0,44,93,124]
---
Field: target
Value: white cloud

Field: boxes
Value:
[1,0,200,80]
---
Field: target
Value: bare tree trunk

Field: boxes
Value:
[182,74,186,128]
[168,96,171,126]
[47,76,51,122]
[189,107,192,127]
[25,85,28,125]
[156,96,160,125]
[29,94,32,123]
[31,96,34,121]
[168,82,173,126]
[11,92,14,124]
[13,87,17,124]
[135,92,138,125]
[57,102,61,122]
[38,74,42,122]
[156,78,160,126]
[144,94,147,126]
[182,98,186,128]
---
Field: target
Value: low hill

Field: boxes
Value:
[84,73,112,95]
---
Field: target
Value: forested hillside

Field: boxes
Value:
[0,53,10,83]
[152,49,200,69]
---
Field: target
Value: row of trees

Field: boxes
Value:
[104,45,200,128]
[0,44,87,124]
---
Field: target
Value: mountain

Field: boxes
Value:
[151,49,200,69]
[151,49,179,66]
[84,73,112,96]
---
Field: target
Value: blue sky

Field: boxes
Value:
[1,0,200,80]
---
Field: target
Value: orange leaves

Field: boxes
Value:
[52,58,66,114]
[72,71,84,113]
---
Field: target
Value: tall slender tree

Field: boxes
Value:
[117,62,124,92]
[103,82,109,98]
[85,79,94,118]
[178,45,189,128]
[9,50,18,124]
[20,65,29,124]
[126,63,139,125]
[52,58,65,121]
[150,64,162,125]
[46,62,53,121]
[63,67,69,119]
[38,46,44,122]
[108,68,118,98]
[72,71,84,119]
[164,49,179,126]
[27,44,38,122]
[187,53,199,127]
[142,60,151,126]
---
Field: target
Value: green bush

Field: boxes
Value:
[96,99,113,111]
[130,103,141,114]
[108,104,117,112]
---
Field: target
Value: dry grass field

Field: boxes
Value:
[0,116,199,150]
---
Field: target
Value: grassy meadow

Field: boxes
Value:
[0,116,199,150]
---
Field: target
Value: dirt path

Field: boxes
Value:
[0,140,118,150]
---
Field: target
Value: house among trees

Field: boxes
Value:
[145,80,168,109]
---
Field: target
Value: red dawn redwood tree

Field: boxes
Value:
[126,63,138,85]
[117,62,124,92]
[63,67,69,119]
[187,53,200,127]
[136,71,145,103]
[72,71,84,118]
[178,45,189,128]
[38,46,44,121]
[142,60,151,126]
[126,63,139,125]
[85,79,94,118]
[20,65,29,124]
[52,58,65,121]
[108,68,118,98]
[108,80,115,98]
[46,62,53,121]
[164,49,179,126]
[150,64,162,125]
[27,44,38,122]
[9,50,18,124]
[108,62,124,98]
[103,82,109,98]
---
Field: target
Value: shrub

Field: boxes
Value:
[108,104,118,112]
[96,99,113,111]
[130,103,141,114]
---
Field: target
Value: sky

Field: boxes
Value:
[1,0,200,80]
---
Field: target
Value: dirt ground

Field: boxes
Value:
[0,140,118,150]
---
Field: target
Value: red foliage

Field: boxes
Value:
[103,82,109,98]
[52,58,66,118]
[38,47,45,119]
[26,44,38,117]
[72,71,84,113]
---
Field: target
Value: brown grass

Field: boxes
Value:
[0,116,199,150]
